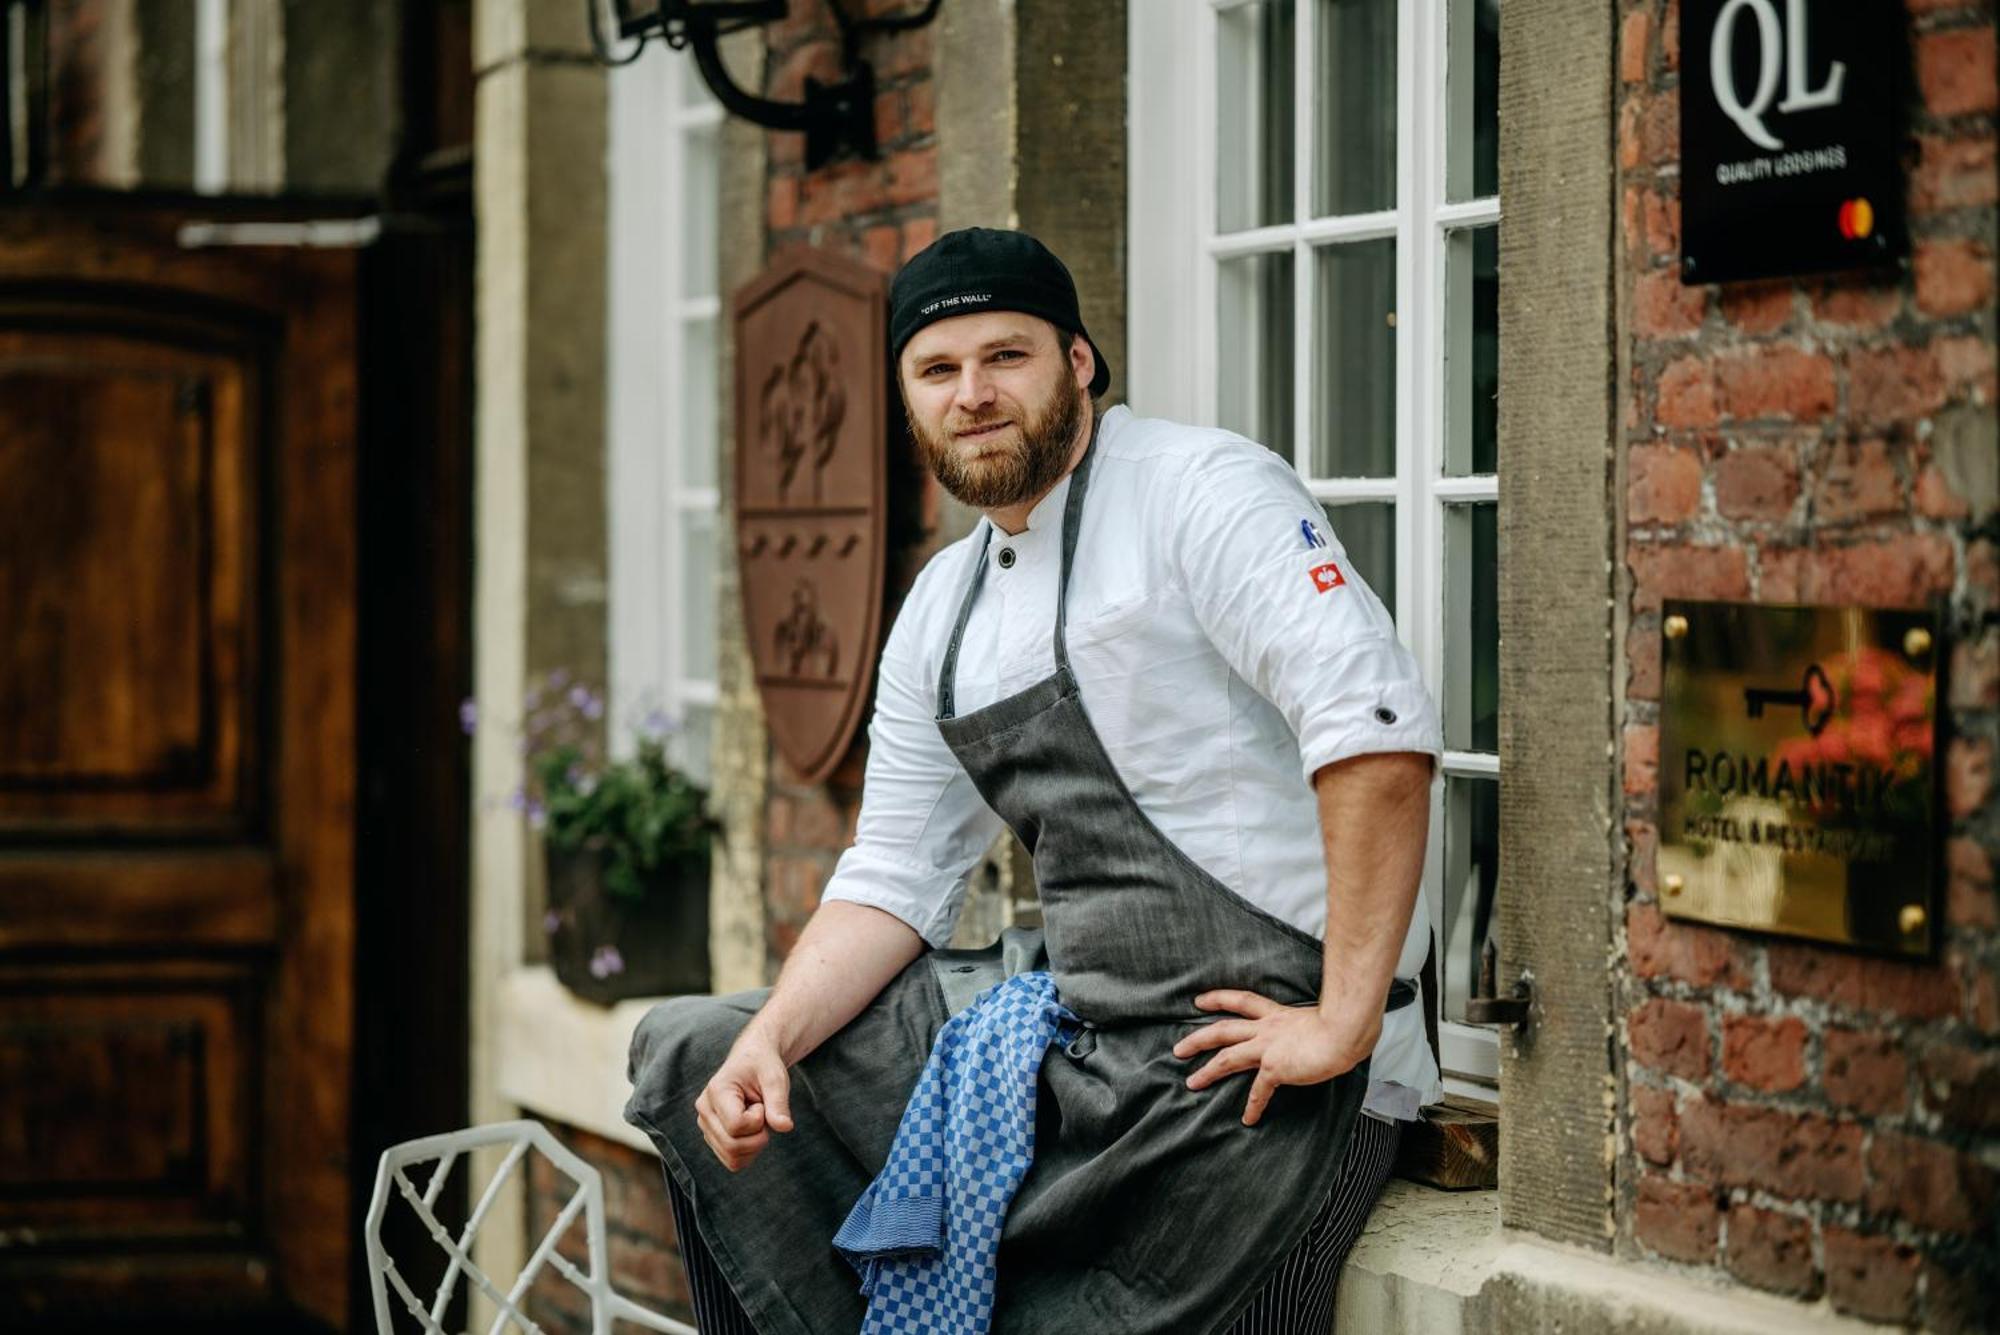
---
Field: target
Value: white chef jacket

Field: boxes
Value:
[822,404,1444,1115]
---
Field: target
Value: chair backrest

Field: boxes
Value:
[363,1119,697,1335]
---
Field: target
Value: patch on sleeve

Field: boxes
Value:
[1300,518,1329,550]
[1308,561,1346,594]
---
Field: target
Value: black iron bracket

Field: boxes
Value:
[1463,938,1532,1029]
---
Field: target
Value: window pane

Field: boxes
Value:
[1447,0,1500,201]
[1311,238,1396,478]
[1444,502,1498,752]
[1444,225,1498,476]
[670,703,714,787]
[680,508,717,683]
[1312,0,1396,216]
[682,125,719,299]
[1441,775,1499,1022]
[681,316,718,490]
[1321,501,1395,615]
[1217,249,1295,452]
[1217,0,1296,232]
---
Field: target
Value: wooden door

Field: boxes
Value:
[0,201,359,1330]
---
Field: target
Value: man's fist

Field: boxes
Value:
[694,1032,795,1172]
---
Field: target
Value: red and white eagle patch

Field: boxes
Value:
[1308,561,1346,594]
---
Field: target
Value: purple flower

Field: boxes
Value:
[639,708,678,737]
[543,909,564,935]
[548,668,572,691]
[526,799,547,831]
[505,787,529,813]
[569,684,606,721]
[588,945,626,979]
[458,698,478,735]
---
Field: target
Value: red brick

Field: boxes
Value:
[1796,534,1956,610]
[900,215,938,263]
[768,40,845,105]
[1866,1130,1998,1233]
[768,175,799,230]
[1916,1040,2000,1132]
[885,146,937,208]
[861,223,900,273]
[1724,1204,1818,1297]
[1623,722,1658,798]
[1627,623,1662,701]
[765,855,824,920]
[1661,0,1681,70]
[905,82,935,138]
[1631,1083,1679,1166]
[1628,997,1710,1080]
[1808,276,1903,331]
[609,1229,693,1311]
[872,89,904,147]
[1822,1028,1909,1116]
[872,28,930,80]
[1911,132,1999,215]
[1918,26,1999,118]
[1768,942,1960,1020]
[786,791,850,849]
[1848,343,1950,423]
[1619,9,1651,83]
[1973,965,2000,1035]
[1633,269,1707,336]
[1680,1099,1865,1202]
[1947,839,1997,933]
[1947,736,1993,820]
[1915,237,1995,319]
[1756,544,1807,601]
[1719,282,1793,335]
[1633,1174,1719,1262]
[1629,443,1702,523]
[1627,542,1750,615]
[1915,459,1975,518]
[1623,185,1681,266]
[1722,1014,1808,1093]
[1713,444,1800,521]
[1627,902,1755,990]
[1655,356,1719,427]
[1823,1226,1920,1323]
[1937,332,1999,399]
[1813,439,1904,522]
[1715,344,1837,422]
[1623,84,1679,167]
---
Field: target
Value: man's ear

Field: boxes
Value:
[1071,334,1095,393]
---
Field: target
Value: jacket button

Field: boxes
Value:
[1375,706,1398,724]
[998,547,1016,569]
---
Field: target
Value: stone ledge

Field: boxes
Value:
[494,965,663,1153]
[1338,1181,1884,1334]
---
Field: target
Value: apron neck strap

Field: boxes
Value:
[934,412,1100,721]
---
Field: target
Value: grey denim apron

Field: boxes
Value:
[626,434,1413,1334]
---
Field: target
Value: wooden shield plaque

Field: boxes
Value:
[735,249,888,783]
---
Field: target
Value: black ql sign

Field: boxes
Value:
[1680,0,1908,285]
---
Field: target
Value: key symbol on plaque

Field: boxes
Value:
[1742,661,1834,736]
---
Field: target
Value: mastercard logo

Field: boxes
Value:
[1837,197,1875,241]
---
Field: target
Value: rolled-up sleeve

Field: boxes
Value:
[1170,441,1443,784]
[818,558,1007,948]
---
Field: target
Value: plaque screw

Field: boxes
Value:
[1663,874,1684,897]
[1664,615,1689,641]
[1900,904,1927,934]
[1903,627,1933,660]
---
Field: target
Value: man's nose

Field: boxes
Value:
[952,366,997,413]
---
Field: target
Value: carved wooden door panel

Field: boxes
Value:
[0,203,358,1330]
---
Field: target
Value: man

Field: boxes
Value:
[626,228,1440,1335]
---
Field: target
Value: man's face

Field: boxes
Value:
[898,312,1091,510]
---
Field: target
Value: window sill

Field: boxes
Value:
[493,965,665,1153]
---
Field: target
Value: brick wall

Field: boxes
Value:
[523,1125,694,1333]
[1616,1,1999,1327]
[761,0,945,973]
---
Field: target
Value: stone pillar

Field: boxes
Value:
[469,0,608,1302]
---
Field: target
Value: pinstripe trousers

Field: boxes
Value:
[662,1112,1402,1334]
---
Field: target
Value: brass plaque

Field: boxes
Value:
[1658,601,1940,957]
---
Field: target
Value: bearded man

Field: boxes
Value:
[626,228,1440,1335]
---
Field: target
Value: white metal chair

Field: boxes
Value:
[365,1119,697,1335]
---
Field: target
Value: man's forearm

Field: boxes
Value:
[1313,752,1433,1020]
[738,899,929,1065]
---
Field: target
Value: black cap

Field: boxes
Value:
[890,227,1112,398]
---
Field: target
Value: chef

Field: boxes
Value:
[626,227,1441,1335]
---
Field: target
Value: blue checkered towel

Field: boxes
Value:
[832,969,1078,1335]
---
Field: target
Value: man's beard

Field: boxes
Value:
[907,369,1086,510]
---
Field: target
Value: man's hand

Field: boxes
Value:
[1174,989,1383,1127]
[694,1030,795,1172]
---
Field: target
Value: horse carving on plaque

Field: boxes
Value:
[735,249,887,784]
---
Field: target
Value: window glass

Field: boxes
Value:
[682,125,719,298]
[681,317,719,490]
[1217,0,1296,232]
[1218,249,1295,450]
[1311,238,1397,478]
[1444,502,1498,753]
[679,509,717,683]
[1441,775,1499,1022]
[1313,0,1397,216]
[1448,0,1500,201]
[1322,501,1396,616]
[1445,225,1499,475]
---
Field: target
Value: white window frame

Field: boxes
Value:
[1130,0,1501,1094]
[606,50,723,774]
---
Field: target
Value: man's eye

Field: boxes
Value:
[992,350,1025,362]
[922,364,954,377]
